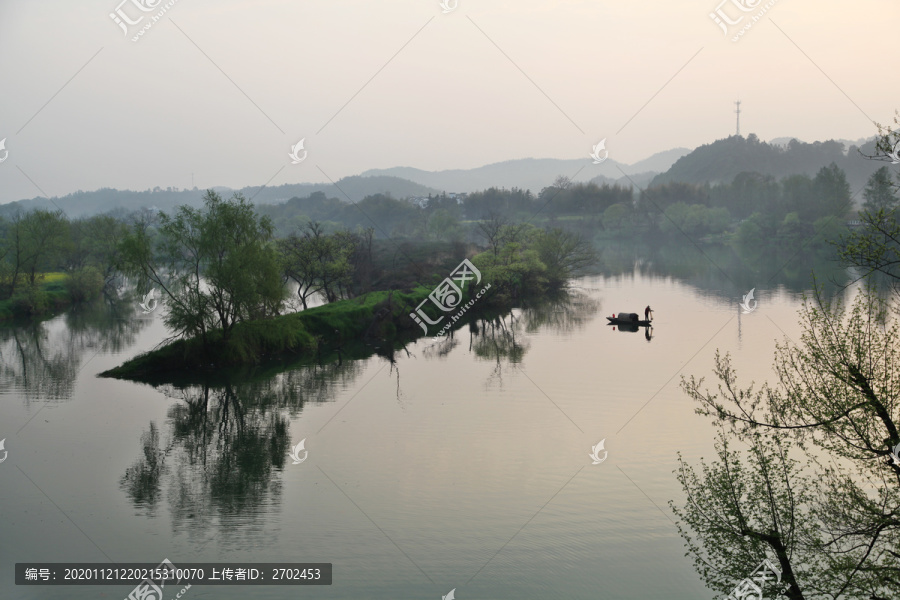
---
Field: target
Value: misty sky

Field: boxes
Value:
[0,0,896,204]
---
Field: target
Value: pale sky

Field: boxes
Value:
[0,0,896,204]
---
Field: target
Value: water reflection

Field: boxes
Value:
[519,290,600,335]
[468,291,600,367]
[472,313,529,364]
[594,239,851,300]
[120,290,599,527]
[0,297,148,402]
[440,290,601,386]
[121,360,363,533]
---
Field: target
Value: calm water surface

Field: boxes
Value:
[0,254,855,600]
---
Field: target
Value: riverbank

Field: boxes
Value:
[100,282,491,381]
[0,272,89,321]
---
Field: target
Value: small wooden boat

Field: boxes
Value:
[606,312,652,326]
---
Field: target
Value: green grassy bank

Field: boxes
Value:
[0,272,95,321]
[100,282,488,381]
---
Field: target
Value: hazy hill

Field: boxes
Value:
[0,175,441,219]
[768,136,874,150]
[628,147,693,173]
[650,135,884,192]
[361,147,690,194]
[5,137,883,219]
[244,176,441,204]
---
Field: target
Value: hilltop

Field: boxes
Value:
[650,134,882,192]
[360,147,691,193]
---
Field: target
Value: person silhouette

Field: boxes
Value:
[645,305,653,321]
[645,326,653,342]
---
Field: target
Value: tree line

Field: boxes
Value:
[0,210,129,314]
[4,158,890,322]
[253,161,895,250]
[112,190,596,353]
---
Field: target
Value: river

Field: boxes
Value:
[0,244,858,599]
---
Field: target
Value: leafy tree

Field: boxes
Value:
[839,115,900,285]
[2,209,68,299]
[862,166,898,214]
[278,222,355,309]
[684,204,711,235]
[534,228,597,286]
[660,202,691,236]
[602,202,632,234]
[781,174,815,220]
[472,240,546,302]
[278,233,320,311]
[672,428,814,599]
[811,163,851,220]
[776,211,806,246]
[812,215,847,248]
[58,215,129,289]
[66,266,104,303]
[838,208,900,285]
[874,109,900,167]
[121,190,284,348]
[708,207,731,233]
[476,212,510,256]
[426,207,463,242]
[676,286,900,599]
[711,172,780,219]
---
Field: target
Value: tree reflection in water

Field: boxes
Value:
[0,297,147,403]
[121,359,363,539]
[430,290,599,387]
[120,291,597,535]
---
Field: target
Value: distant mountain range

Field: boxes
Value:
[0,136,887,218]
[361,147,692,193]
[0,176,442,219]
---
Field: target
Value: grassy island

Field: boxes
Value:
[101,286,436,380]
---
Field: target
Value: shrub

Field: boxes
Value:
[67,267,104,303]
[11,284,49,316]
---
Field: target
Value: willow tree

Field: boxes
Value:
[278,221,355,310]
[121,190,284,349]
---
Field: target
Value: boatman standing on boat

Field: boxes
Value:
[645,305,653,321]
